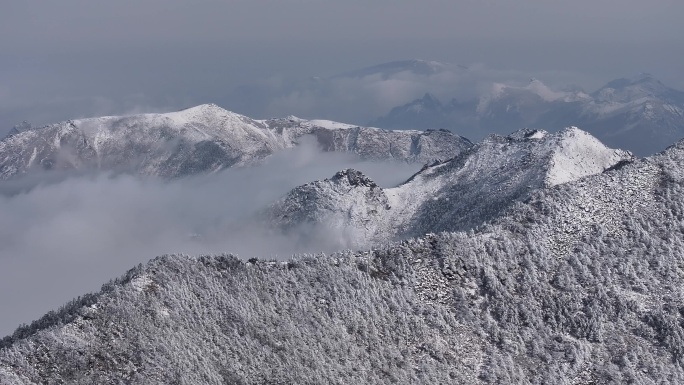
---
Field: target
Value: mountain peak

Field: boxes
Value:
[508,128,549,141]
[544,126,634,186]
[166,103,255,128]
[330,169,378,188]
[179,103,233,115]
[631,72,656,82]
[604,73,659,87]
[267,127,633,251]
[598,73,668,97]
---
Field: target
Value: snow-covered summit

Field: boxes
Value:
[330,168,379,188]
[544,126,632,186]
[268,127,633,249]
[267,168,391,249]
[0,105,472,180]
[594,73,672,103]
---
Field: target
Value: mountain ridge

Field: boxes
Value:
[4,130,684,384]
[372,74,684,156]
[0,104,472,180]
[266,127,633,250]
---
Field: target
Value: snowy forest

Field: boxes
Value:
[3,138,684,384]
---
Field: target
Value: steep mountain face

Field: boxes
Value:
[372,75,684,156]
[0,104,472,180]
[3,136,684,384]
[267,127,632,250]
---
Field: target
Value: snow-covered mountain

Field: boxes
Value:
[4,131,684,384]
[372,74,684,156]
[267,127,633,250]
[581,73,684,153]
[0,104,472,180]
[369,93,478,134]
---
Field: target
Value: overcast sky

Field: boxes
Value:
[1,0,683,133]
[3,1,682,48]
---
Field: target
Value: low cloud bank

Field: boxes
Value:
[239,64,589,126]
[0,140,420,336]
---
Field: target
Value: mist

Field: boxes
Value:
[3,39,683,138]
[0,139,420,337]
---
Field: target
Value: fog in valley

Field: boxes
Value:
[0,138,419,336]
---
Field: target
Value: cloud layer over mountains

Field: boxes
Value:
[0,139,419,336]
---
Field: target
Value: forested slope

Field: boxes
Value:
[3,139,684,383]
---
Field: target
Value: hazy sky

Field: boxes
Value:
[1,0,683,133]
[3,1,682,47]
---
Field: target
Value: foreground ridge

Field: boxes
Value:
[3,135,684,383]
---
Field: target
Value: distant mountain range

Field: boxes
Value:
[0,104,471,180]
[371,73,684,156]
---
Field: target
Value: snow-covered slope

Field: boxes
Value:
[267,127,632,249]
[267,169,393,249]
[4,134,684,384]
[265,115,471,164]
[579,73,684,153]
[0,104,472,180]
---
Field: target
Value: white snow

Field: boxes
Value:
[528,131,546,139]
[545,127,632,187]
[272,127,633,250]
[0,102,468,180]
[307,120,358,130]
[130,274,153,293]
[27,147,37,168]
